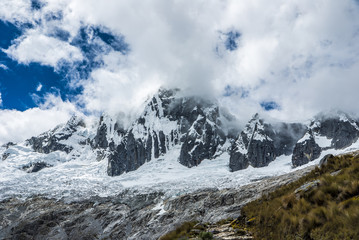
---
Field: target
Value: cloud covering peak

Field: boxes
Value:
[0,0,359,143]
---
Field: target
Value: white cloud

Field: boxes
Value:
[0,0,34,24]
[36,83,43,92]
[0,94,80,145]
[0,64,8,71]
[0,0,359,125]
[4,31,83,69]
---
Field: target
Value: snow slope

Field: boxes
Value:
[1,103,359,202]
[1,137,358,202]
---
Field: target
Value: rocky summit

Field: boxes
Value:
[229,114,307,171]
[292,112,359,167]
[91,88,231,176]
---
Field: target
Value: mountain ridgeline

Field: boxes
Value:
[17,89,359,176]
[91,88,229,176]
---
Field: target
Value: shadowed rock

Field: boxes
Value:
[292,131,322,167]
[229,114,305,171]
[101,89,231,176]
[22,162,53,173]
[27,116,86,154]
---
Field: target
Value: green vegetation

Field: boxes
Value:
[159,221,214,240]
[159,219,245,240]
[198,231,213,240]
[241,152,359,240]
[159,221,199,240]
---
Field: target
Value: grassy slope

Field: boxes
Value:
[242,152,359,240]
[160,152,359,240]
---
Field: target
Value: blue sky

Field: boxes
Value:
[0,0,359,144]
[0,20,66,110]
[0,19,130,111]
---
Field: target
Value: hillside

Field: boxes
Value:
[241,152,359,239]
[158,152,359,240]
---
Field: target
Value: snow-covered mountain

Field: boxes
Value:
[1,89,359,201]
[292,111,359,166]
[91,88,232,176]
[229,114,307,171]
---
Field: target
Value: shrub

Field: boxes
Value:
[198,231,213,240]
[159,221,198,240]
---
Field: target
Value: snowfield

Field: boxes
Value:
[1,138,358,202]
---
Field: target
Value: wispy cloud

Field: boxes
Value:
[36,82,42,91]
[0,63,8,70]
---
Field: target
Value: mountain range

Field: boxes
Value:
[2,88,359,239]
[3,88,359,178]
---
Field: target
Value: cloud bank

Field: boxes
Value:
[0,0,359,143]
[0,95,77,144]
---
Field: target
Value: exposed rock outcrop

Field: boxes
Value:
[292,130,322,167]
[98,89,232,176]
[178,104,226,167]
[291,112,359,167]
[229,114,306,171]
[312,113,359,149]
[26,116,86,154]
[8,89,359,176]
[22,162,53,173]
[107,131,151,176]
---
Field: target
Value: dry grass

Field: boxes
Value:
[241,153,359,240]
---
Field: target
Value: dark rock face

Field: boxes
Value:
[22,162,52,173]
[229,149,248,172]
[229,115,306,171]
[291,113,359,167]
[1,142,15,149]
[27,116,86,154]
[179,107,226,167]
[27,134,73,154]
[107,131,151,176]
[98,89,231,176]
[312,117,359,149]
[292,131,322,167]
[92,116,109,149]
[229,117,274,171]
[247,139,276,168]
[1,142,16,161]
[2,152,10,161]
[270,123,308,156]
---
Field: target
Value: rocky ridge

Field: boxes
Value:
[2,90,359,178]
[1,90,359,239]
[27,116,87,155]
[292,112,359,166]
[90,88,231,176]
[229,114,307,171]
